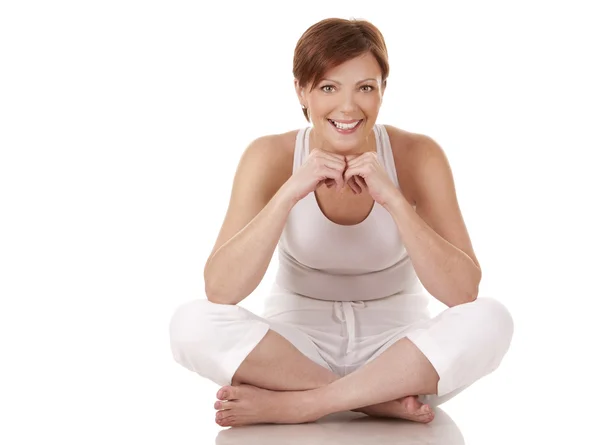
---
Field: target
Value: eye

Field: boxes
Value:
[320,84,375,93]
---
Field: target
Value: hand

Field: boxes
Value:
[282,148,346,204]
[343,152,401,206]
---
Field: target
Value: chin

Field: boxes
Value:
[327,134,364,148]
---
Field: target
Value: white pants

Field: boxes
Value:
[169,283,514,407]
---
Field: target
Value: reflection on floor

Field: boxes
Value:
[215,408,464,445]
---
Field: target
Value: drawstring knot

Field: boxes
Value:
[333,301,366,354]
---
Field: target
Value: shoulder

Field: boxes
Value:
[273,128,303,158]
[243,130,294,164]
[382,124,445,205]
[383,124,456,207]
[382,124,440,160]
[237,126,305,166]
[236,128,300,193]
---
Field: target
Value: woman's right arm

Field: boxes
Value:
[203,135,297,305]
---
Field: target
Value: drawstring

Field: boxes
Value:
[333,301,366,354]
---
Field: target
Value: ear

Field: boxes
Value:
[294,79,304,105]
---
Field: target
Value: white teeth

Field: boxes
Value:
[330,119,360,130]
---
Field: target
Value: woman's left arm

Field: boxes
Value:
[384,135,482,307]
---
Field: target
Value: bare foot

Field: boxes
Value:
[353,395,435,423]
[213,384,319,427]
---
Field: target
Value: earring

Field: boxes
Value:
[301,105,307,110]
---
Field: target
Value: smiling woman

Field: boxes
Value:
[293,19,388,154]
[169,17,514,428]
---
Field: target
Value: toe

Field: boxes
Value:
[221,415,235,427]
[228,385,241,399]
[418,404,432,415]
[217,386,235,400]
[417,407,435,423]
[399,395,421,412]
[414,405,431,415]
[216,410,232,421]
[214,400,235,410]
[424,411,435,423]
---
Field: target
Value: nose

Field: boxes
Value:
[339,92,358,114]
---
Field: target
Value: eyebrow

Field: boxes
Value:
[321,78,378,85]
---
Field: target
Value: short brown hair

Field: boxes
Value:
[293,18,389,122]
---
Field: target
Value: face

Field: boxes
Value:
[295,51,385,154]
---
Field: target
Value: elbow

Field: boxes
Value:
[205,292,235,306]
[466,286,479,303]
[205,287,223,304]
[204,281,246,305]
[204,274,225,304]
[452,267,481,306]
[204,283,233,305]
[203,263,230,304]
[203,259,256,305]
[446,285,479,308]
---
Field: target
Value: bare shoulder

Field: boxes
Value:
[273,128,301,160]
[382,124,435,206]
[382,124,436,160]
[244,130,294,169]
[241,129,298,197]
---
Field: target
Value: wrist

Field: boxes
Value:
[274,184,299,210]
[383,188,403,208]
[383,190,411,214]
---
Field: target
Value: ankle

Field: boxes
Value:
[300,386,329,421]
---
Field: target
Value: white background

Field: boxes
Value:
[1,1,599,443]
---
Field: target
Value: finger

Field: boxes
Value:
[345,152,369,164]
[320,166,345,191]
[346,158,365,169]
[322,159,347,172]
[317,178,335,189]
[346,151,376,167]
[354,175,368,190]
[335,174,345,192]
[347,177,362,194]
[315,149,347,164]
[343,170,360,193]
[344,166,360,184]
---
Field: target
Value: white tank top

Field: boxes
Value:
[274,124,429,302]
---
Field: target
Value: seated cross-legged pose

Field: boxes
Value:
[169,17,514,428]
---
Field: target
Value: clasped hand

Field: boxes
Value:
[330,151,400,207]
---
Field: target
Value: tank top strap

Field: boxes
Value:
[292,127,309,173]
[375,124,400,188]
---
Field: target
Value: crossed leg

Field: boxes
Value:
[170,297,513,428]
[215,329,438,427]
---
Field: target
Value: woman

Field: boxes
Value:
[169,17,514,428]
